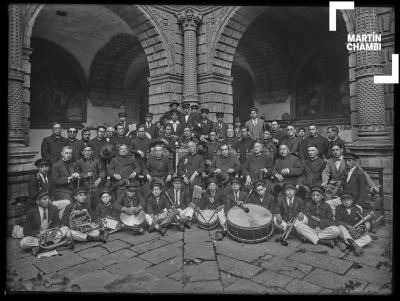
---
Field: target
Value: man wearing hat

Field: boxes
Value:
[180,103,191,129]
[213,112,228,141]
[341,152,369,208]
[114,182,146,235]
[247,181,275,211]
[165,175,195,231]
[168,110,184,138]
[325,125,345,159]
[197,108,213,136]
[41,122,70,165]
[296,185,340,248]
[115,112,130,136]
[245,107,265,141]
[198,177,225,211]
[210,143,241,192]
[20,190,73,255]
[160,101,183,125]
[263,129,277,161]
[144,112,156,139]
[273,183,306,235]
[61,187,107,243]
[335,193,372,256]
[233,117,242,142]
[144,180,171,235]
[28,158,55,212]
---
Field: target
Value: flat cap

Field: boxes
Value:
[207,177,218,185]
[125,182,139,191]
[230,178,242,186]
[249,107,258,113]
[35,190,49,201]
[100,189,112,197]
[171,175,184,183]
[283,183,296,190]
[200,108,209,114]
[74,187,88,196]
[233,116,241,123]
[340,193,355,200]
[254,181,266,188]
[216,112,224,117]
[310,185,325,194]
[182,103,190,109]
[169,101,180,107]
[118,112,127,117]
[150,180,163,189]
[34,158,51,167]
[191,104,199,109]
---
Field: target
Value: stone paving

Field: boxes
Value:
[6,222,392,294]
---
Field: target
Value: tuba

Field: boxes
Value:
[69,205,100,233]
[350,210,374,240]
[38,227,72,250]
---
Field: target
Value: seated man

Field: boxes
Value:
[236,127,255,165]
[300,144,327,190]
[262,129,277,161]
[272,144,304,196]
[296,186,340,248]
[247,181,275,211]
[197,177,225,212]
[114,182,146,234]
[178,126,199,149]
[61,187,107,243]
[273,183,307,238]
[52,146,81,201]
[210,143,241,192]
[335,193,372,257]
[19,190,73,256]
[177,141,204,191]
[242,142,274,193]
[214,178,248,240]
[321,143,347,199]
[107,144,140,200]
[131,124,151,168]
[165,176,196,231]
[28,158,70,218]
[281,124,301,157]
[144,180,171,236]
[75,144,106,210]
[207,131,221,159]
[94,189,121,235]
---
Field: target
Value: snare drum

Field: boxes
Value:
[196,209,219,230]
[226,204,273,243]
[120,211,146,227]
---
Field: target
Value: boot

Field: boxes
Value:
[32,246,42,256]
[157,227,166,236]
[136,227,145,235]
[318,239,335,249]
[178,220,185,232]
[183,217,191,229]
[148,225,155,233]
[346,239,363,256]
[338,240,348,252]
[86,233,106,243]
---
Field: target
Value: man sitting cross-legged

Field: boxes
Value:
[295,185,340,248]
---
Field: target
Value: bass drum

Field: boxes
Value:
[226,204,273,243]
[120,211,146,227]
[196,209,219,230]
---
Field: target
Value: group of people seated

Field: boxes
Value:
[14,102,379,257]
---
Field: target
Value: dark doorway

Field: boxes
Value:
[232,64,255,123]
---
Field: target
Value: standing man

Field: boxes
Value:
[51,146,80,201]
[144,113,156,139]
[236,127,255,164]
[300,125,329,161]
[80,128,91,149]
[325,125,345,159]
[67,127,83,162]
[41,122,70,165]
[169,110,184,138]
[90,126,108,161]
[281,125,301,157]
[180,103,191,129]
[160,101,183,125]
[213,112,228,141]
[189,104,201,129]
[245,107,265,141]
[197,108,213,137]
[115,112,130,136]
[233,117,242,141]
[27,159,54,213]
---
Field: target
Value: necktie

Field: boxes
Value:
[235,192,239,202]
[43,209,47,220]
[289,198,293,207]
[156,198,159,204]
[44,175,48,185]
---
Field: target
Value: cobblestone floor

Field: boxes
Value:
[6,222,392,294]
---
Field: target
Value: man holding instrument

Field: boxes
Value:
[247,181,275,211]
[177,141,205,192]
[75,144,106,210]
[295,186,340,248]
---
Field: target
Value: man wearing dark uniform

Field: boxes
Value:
[300,125,329,161]
[233,117,242,142]
[300,144,327,190]
[144,181,170,236]
[41,122,70,165]
[28,158,54,212]
[67,127,83,162]
[213,112,228,141]
[247,181,275,211]
[270,120,286,147]
[281,125,301,158]
[114,112,130,136]
[111,124,133,153]
[236,127,255,165]
[197,108,213,137]
[160,101,183,126]
[80,128,91,149]
[90,126,108,161]
[263,129,277,162]
[131,124,151,168]
[188,104,201,129]
[180,103,191,129]
[206,131,221,159]
[144,113,156,139]
[177,141,205,190]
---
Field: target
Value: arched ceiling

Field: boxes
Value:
[32,4,133,79]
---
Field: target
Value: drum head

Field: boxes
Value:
[120,212,144,226]
[227,204,272,228]
[197,209,218,223]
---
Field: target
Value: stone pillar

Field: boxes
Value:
[22,47,33,146]
[8,4,25,147]
[347,7,393,212]
[8,5,38,202]
[178,8,201,106]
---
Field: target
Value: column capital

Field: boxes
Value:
[178,8,201,31]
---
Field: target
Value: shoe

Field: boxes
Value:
[136,227,145,235]
[338,240,348,252]
[214,229,227,241]
[32,246,41,256]
[104,231,110,240]
[184,219,191,229]
[178,222,185,232]
[158,227,166,236]
[148,225,155,233]
[347,239,363,257]
[318,239,335,248]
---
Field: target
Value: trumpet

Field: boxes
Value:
[275,214,298,246]
[350,210,374,240]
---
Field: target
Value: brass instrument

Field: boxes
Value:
[275,214,298,246]
[69,205,100,233]
[350,210,374,240]
[38,227,72,250]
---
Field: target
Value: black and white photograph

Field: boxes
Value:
[6,3,394,294]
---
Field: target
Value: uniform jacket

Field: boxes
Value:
[236,136,255,164]
[145,193,170,215]
[301,157,327,187]
[241,153,273,182]
[23,205,61,237]
[247,190,275,211]
[75,157,106,185]
[211,154,241,178]
[303,200,336,229]
[274,195,304,222]
[107,155,141,188]
[51,159,79,193]
[335,204,364,227]
[41,135,70,164]
[224,190,248,214]
[165,188,190,210]
[144,155,174,179]
[212,122,228,141]
[177,152,205,179]
[281,136,301,157]
[273,154,304,185]
[321,156,346,185]
[114,191,146,211]
[67,138,83,162]
[28,172,54,206]
[94,202,120,221]
[300,134,330,161]
[197,118,214,136]
[342,166,369,206]
[245,118,265,141]
[198,189,225,210]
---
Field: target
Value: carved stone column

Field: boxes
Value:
[178,8,201,106]
[8,4,25,147]
[353,7,390,142]
[347,7,393,213]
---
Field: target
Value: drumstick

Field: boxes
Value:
[196,207,208,222]
[206,206,221,223]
